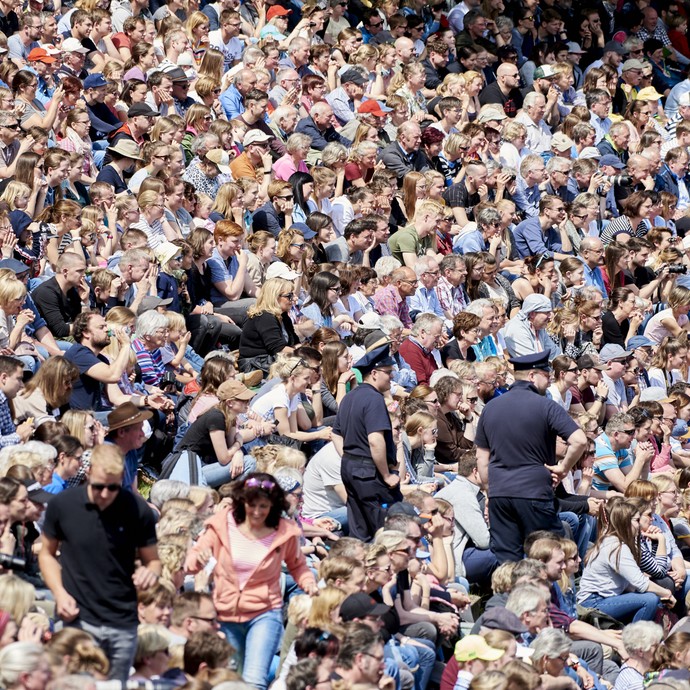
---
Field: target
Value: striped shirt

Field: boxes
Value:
[227,513,277,589]
[132,338,166,386]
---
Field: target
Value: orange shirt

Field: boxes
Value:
[230,152,263,182]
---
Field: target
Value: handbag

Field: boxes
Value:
[159,449,207,486]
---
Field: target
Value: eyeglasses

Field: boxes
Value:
[190,615,218,623]
[425,397,439,404]
[244,478,276,490]
[172,255,184,262]
[90,482,121,492]
[280,292,295,300]
[3,124,20,130]
[278,195,294,201]
[400,279,418,286]
[372,564,392,572]
[362,652,385,663]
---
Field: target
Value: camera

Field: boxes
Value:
[603,174,633,186]
[160,371,182,392]
[668,264,687,274]
[0,553,26,571]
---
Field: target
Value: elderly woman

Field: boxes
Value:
[441,312,482,365]
[129,625,171,681]
[273,133,312,182]
[181,104,214,165]
[132,310,170,388]
[530,628,593,689]
[614,621,663,690]
[238,277,299,374]
[345,141,378,189]
[0,643,52,690]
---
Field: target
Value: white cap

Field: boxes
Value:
[266,262,301,280]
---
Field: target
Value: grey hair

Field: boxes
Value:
[410,312,443,338]
[149,479,191,509]
[495,16,513,31]
[476,206,502,229]
[465,298,495,318]
[272,105,298,126]
[321,141,348,166]
[204,349,236,363]
[287,37,309,55]
[546,156,572,173]
[530,628,572,661]
[605,412,634,436]
[0,643,44,688]
[374,256,402,281]
[135,309,169,339]
[191,133,220,155]
[429,369,458,387]
[506,584,549,617]
[414,255,439,278]
[286,132,312,154]
[380,314,403,334]
[240,47,264,66]
[622,621,664,656]
[277,68,299,84]
[523,91,545,108]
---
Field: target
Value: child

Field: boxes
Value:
[161,310,203,377]
[155,241,187,313]
[191,193,214,230]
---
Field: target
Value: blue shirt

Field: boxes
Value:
[453,229,487,255]
[44,472,68,495]
[408,286,444,319]
[219,83,245,119]
[207,248,239,306]
[513,216,563,258]
[583,262,608,299]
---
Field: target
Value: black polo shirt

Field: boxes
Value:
[42,485,157,628]
[475,380,579,501]
[333,382,394,463]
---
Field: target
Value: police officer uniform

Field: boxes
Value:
[332,344,403,542]
[475,351,580,563]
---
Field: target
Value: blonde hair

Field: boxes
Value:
[307,586,347,630]
[0,277,25,309]
[134,625,171,668]
[158,541,188,585]
[187,486,217,511]
[0,181,31,210]
[287,594,313,627]
[0,574,36,623]
[246,277,294,319]
[89,444,125,475]
[61,410,95,446]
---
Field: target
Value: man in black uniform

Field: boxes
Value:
[332,343,403,542]
[475,352,587,564]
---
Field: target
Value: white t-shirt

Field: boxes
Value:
[302,442,345,519]
[250,382,299,422]
[208,30,243,70]
[547,384,572,411]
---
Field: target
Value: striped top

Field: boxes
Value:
[227,514,278,590]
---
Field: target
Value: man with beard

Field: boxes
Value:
[64,311,132,411]
[475,351,587,562]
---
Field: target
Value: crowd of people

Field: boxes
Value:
[7,1,690,690]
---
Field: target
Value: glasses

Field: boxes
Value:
[244,478,276,490]
[172,255,184,262]
[280,292,295,300]
[400,279,418,286]
[90,482,121,492]
[3,124,20,130]
[329,286,342,294]
[362,652,385,663]
[289,358,309,377]
[290,243,305,250]
[425,397,439,404]
[467,396,479,403]
[620,428,636,435]
[277,195,294,200]
[535,253,551,269]
[191,615,218,623]
[372,564,392,572]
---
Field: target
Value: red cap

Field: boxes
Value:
[358,100,388,117]
[27,47,57,63]
[267,5,292,20]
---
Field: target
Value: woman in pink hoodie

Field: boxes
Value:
[186,473,317,690]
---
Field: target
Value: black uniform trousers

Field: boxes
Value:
[489,496,564,564]
[342,454,402,542]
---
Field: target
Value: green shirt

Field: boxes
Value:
[388,225,431,265]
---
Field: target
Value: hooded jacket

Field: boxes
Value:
[187,505,315,622]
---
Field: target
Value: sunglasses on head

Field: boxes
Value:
[245,478,276,490]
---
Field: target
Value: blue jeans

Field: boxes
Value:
[322,505,349,534]
[202,454,256,488]
[220,608,284,690]
[581,592,660,622]
[397,639,436,690]
[462,546,499,587]
[71,620,138,681]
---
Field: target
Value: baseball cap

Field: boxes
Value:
[137,296,173,315]
[636,86,665,101]
[576,354,605,371]
[217,380,255,401]
[205,148,232,174]
[20,478,53,505]
[599,154,625,170]
[387,501,429,523]
[62,37,89,53]
[477,106,508,123]
[27,47,56,63]
[358,100,389,117]
[599,344,632,362]
[265,262,301,280]
[341,68,367,86]
[340,593,390,621]
[627,335,655,350]
[289,222,316,240]
[83,73,109,89]
[551,132,574,152]
[455,635,504,663]
[127,103,160,118]
[603,40,626,55]
[567,42,585,54]
[243,130,273,147]
[359,313,384,330]
[0,258,30,274]
[267,5,292,20]
[533,64,557,79]
[622,59,645,71]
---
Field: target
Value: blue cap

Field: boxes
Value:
[354,343,396,373]
[0,258,30,274]
[289,222,316,240]
[599,154,625,170]
[508,351,551,371]
[83,73,108,89]
[628,335,655,350]
[9,209,31,238]
[672,420,689,438]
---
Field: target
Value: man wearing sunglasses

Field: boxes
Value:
[0,111,31,179]
[40,443,160,682]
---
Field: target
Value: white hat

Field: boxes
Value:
[266,262,301,280]
[205,149,232,175]
[61,37,89,53]
[359,313,383,330]
[579,147,602,159]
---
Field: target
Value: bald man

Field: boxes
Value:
[479,62,524,116]
[395,37,415,65]
[379,121,429,182]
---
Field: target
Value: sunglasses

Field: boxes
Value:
[289,358,309,376]
[535,252,551,269]
[467,396,478,403]
[280,292,295,299]
[90,482,121,492]
[245,478,276,490]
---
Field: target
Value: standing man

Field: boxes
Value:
[475,351,587,563]
[39,444,160,681]
[332,344,402,541]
